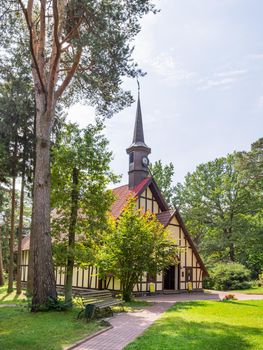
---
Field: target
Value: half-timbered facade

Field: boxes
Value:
[20,94,208,293]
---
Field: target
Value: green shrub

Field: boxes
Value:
[209,263,251,291]
[258,272,263,287]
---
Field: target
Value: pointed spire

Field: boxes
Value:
[132,88,145,143]
[126,80,151,189]
[127,80,150,150]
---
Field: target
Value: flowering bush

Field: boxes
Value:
[222,294,236,301]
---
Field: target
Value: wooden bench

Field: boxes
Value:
[74,290,124,320]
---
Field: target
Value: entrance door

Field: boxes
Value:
[164,265,175,290]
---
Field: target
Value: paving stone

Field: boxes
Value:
[72,291,263,350]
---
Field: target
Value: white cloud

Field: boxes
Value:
[198,68,247,91]
[149,52,196,85]
[215,69,247,77]
[67,104,96,128]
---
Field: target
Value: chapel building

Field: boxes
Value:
[20,95,208,293]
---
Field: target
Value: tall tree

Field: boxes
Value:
[98,197,177,302]
[174,142,263,275]
[174,154,248,262]
[0,47,35,293]
[0,189,6,286]
[51,122,116,305]
[234,138,263,276]
[149,160,176,206]
[1,0,156,309]
[0,226,4,286]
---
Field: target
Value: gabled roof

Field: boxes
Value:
[157,208,208,277]
[111,177,151,218]
[111,176,169,218]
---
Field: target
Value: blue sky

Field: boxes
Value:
[68,0,263,185]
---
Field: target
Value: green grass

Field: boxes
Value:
[113,300,154,313]
[0,284,27,305]
[231,286,263,294]
[0,306,103,350]
[125,300,263,350]
[0,284,104,350]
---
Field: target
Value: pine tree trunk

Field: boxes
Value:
[27,112,36,296]
[0,226,4,286]
[7,175,16,293]
[16,170,25,295]
[229,242,235,262]
[31,104,57,310]
[65,167,79,305]
[27,211,34,295]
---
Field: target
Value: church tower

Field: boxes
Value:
[126,92,151,189]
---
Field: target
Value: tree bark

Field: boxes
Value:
[0,226,4,286]
[65,167,79,305]
[27,108,36,296]
[229,242,235,262]
[31,103,57,310]
[27,203,34,295]
[16,169,25,295]
[7,175,16,293]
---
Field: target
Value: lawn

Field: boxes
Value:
[0,306,103,350]
[0,284,102,350]
[205,286,263,295]
[125,300,263,350]
[0,284,153,350]
[0,284,27,305]
[231,286,263,294]
[113,300,154,313]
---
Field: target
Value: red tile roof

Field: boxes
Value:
[111,177,151,218]
[19,178,152,251]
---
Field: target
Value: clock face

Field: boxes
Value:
[142,156,149,167]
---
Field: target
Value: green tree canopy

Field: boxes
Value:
[174,140,263,276]
[51,121,116,303]
[98,197,177,301]
[149,160,176,206]
[0,0,158,308]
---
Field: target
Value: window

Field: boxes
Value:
[129,152,134,163]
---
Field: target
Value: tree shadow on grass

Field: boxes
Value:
[225,300,263,307]
[0,293,12,302]
[126,315,263,350]
[161,318,261,350]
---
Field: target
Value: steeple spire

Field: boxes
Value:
[132,89,145,144]
[126,83,151,189]
[128,80,150,150]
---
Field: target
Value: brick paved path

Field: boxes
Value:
[71,291,263,350]
[74,302,172,350]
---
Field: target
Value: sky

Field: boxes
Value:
[68,0,263,186]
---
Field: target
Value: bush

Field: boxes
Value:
[209,263,251,291]
[222,294,236,301]
[258,272,263,287]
